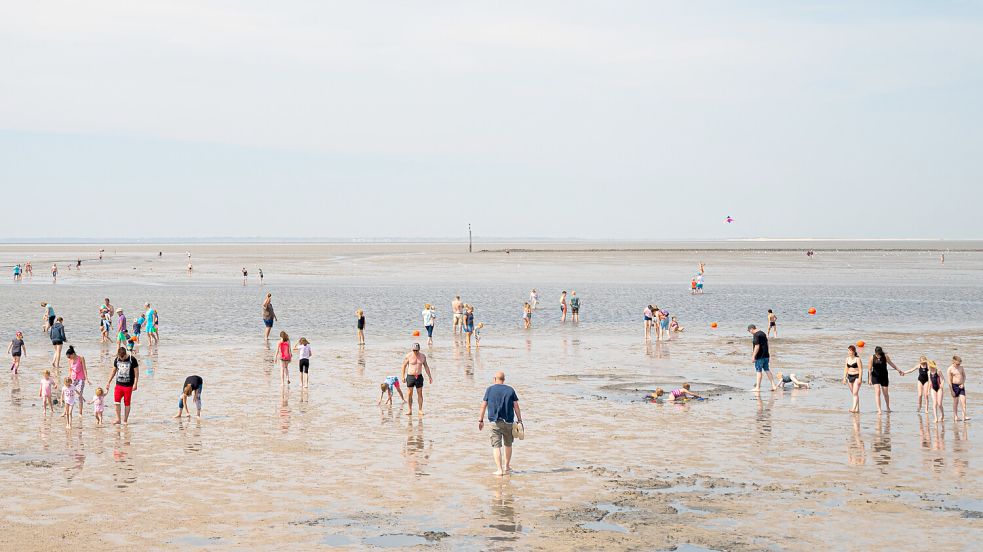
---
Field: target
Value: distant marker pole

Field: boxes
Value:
[468,223,472,253]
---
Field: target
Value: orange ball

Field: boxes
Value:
[808,308,817,315]
[412,330,420,337]
[857,340,865,348]
[710,322,718,329]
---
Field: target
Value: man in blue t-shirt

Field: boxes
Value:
[479,372,522,476]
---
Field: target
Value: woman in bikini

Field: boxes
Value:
[843,345,863,413]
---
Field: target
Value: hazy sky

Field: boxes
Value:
[2,1,981,240]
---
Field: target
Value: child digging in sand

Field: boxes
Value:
[776,372,809,389]
[378,376,405,405]
[650,383,703,401]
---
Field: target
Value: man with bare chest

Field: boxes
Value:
[401,343,433,416]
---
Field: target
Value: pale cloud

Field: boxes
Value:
[0,1,979,239]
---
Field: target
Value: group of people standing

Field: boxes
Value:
[643,305,678,341]
[5,296,178,429]
[841,347,969,421]
[744,323,969,422]
[522,289,582,329]
[11,261,33,280]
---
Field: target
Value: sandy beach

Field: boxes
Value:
[0,243,980,551]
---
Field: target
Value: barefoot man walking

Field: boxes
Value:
[748,324,777,392]
[401,343,433,416]
[478,371,522,476]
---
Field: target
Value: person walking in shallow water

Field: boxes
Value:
[401,343,433,416]
[748,324,776,392]
[868,346,901,414]
[478,371,522,476]
[843,345,863,413]
[262,293,277,340]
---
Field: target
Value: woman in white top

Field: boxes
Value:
[422,305,436,347]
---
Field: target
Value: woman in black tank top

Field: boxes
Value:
[868,346,900,414]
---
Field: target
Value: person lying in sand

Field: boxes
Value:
[776,372,809,389]
[649,383,702,401]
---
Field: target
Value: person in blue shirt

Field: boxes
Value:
[478,372,522,476]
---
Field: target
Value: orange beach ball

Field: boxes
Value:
[412,330,420,337]
[808,308,817,315]
[857,340,866,348]
[710,322,718,329]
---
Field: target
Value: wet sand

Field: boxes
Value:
[0,245,980,550]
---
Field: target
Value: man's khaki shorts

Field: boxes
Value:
[490,419,514,448]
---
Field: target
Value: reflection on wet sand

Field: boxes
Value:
[279,391,291,433]
[755,394,774,445]
[872,416,892,468]
[403,418,432,476]
[488,479,522,538]
[848,416,866,466]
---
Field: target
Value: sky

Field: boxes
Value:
[1,1,981,240]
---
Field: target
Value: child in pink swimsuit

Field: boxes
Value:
[39,370,56,415]
[89,388,106,426]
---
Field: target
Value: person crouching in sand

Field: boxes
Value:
[174,375,203,419]
[378,376,405,405]
[776,372,809,389]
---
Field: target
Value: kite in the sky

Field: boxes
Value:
[725,216,734,224]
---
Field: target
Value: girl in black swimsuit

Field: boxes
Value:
[902,356,932,414]
[868,346,900,414]
[927,361,946,422]
[843,345,863,413]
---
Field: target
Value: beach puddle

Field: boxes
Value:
[581,520,628,533]
[172,535,222,547]
[363,534,429,547]
[320,533,354,546]
[670,501,711,515]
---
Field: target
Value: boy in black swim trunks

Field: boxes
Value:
[948,356,969,421]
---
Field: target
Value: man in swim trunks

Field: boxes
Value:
[948,356,969,421]
[452,296,463,335]
[748,324,777,392]
[401,343,433,416]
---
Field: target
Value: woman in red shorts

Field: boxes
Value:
[105,347,139,425]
